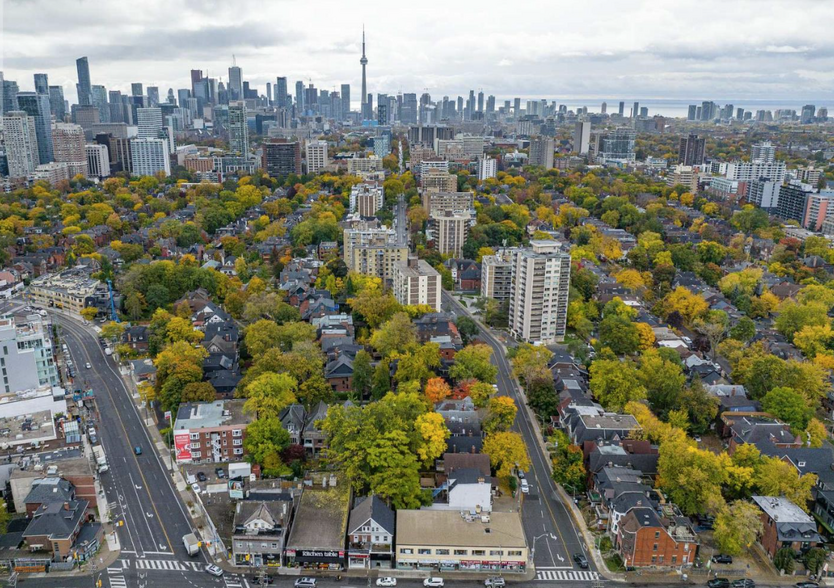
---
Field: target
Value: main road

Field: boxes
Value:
[441,291,595,582]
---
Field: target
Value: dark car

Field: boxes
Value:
[196,472,207,482]
[732,580,755,588]
[215,468,225,479]
[707,579,730,588]
[712,554,733,564]
[573,553,589,569]
[795,583,820,588]
[134,445,142,455]
[253,575,274,585]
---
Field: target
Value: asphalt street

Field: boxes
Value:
[441,291,592,577]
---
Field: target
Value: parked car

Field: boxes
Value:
[190,483,201,493]
[253,575,273,585]
[520,479,530,494]
[712,554,733,564]
[707,579,730,588]
[85,362,91,369]
[376,579,397,587]
[215,467,225,478]
[423,579,444,588]
[196,472,207,482]
[795,583,820,588]
[134,445,142,455]
[485,577,506,587]
[294,579,317,588]
[574,553,589,569]
[205,565,223,577]
[732,580,755,588]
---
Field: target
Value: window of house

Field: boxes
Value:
[400,549,413,555]
[654,531,660,539]
[234,448,243,455]
[653,544,658,551]
[490,550,503,556]
[671,556,677,564]
[418,549,431,555]
[508,551,522,556]
[436,549,449,555]
[472,550,485,556]
[651,556,657,563]
[454,549,467,556]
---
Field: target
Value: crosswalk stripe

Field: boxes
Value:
[107,572,127,588]
[535,569,601,581]
[135,559,188,571]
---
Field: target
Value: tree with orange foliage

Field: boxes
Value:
[424,377,452,404]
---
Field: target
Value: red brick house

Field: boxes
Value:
[617,507,698,568]
[752,496,822,559]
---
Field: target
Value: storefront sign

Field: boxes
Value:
[173,429,192,463]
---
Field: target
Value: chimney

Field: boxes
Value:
[63,502,70,511]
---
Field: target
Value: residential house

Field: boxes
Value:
[347,495,395,569]
[121,325,149,353]
[325,356,354,392]
[22,499,91,561]
[752,496,822,559]
[302,402,330,456]
[617,507,698,568]
[232,497,294,568]
[280,405,307,447]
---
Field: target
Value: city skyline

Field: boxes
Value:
[3,0,834,108]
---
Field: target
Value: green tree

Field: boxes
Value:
[589,359,646,411]
[729,316,756,342]
[774,300,829,340]
[712,500,763,556]
[244,319,281,357]
[372,359,391,400]
[243,417,291,476]
[638,350,686,417]
[351,350,373,398]
[677,380,719,434]
[773,548,795,574]
[449,344,497,384]
[395,343,441,387]
[599,315,640,355]
[370,312,417,357]
[181,381,217,403]
[657,438,729,515]
[762,387,814,432]
[456,316,479,345]
[242,372,298,418]
[484,396,517,433]
[511,344,552,391]
[551,430,586,493]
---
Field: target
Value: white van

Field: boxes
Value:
[520,479,530,494]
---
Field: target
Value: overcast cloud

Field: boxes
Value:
[2,0,833,107]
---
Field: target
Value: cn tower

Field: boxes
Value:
[360,26,368,117]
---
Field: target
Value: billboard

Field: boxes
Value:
[174,429,192,463]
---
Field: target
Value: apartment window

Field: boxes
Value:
[234,448,243,455]
[472,550,485,556]
[436,549,449,555]
[490,550,503,556]
[671,556,677,564]
[232,429,242,437]
[655,531,660,539]
[400,549,413,555]
[653,544,658,552]
[508,551,522,556]
[418,549,431,555]
[190,433,200,440]
[651,556,657,564]
[453,549,467,556]
[190,443,201,449]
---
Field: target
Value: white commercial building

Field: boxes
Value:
[392,257,441,312]
[2,111,39,179]
[747,179,781,209]
[306,140,329,174]
[0,315,60,392]
[347,155,383,174]
[136,107,164,139]
[130,137,171,177]
[509,240,571,344]
[85,144,111,178]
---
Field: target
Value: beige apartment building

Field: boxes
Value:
[421,191,474,215]
[347,155,384,174]
[509,240,571,344]
[392,257,441,311]
[343,227,408,282]
[395,510,528,573]
[480,249,516,301]
[429,211,471,258]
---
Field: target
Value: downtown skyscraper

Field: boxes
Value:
[76,56,92,106]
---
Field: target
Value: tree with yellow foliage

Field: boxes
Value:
[483,431,531,480]
[415,412,450,465]
[635,322,656,350]
[660,287,709,324]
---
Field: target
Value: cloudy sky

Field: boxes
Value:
[2,0,833,109]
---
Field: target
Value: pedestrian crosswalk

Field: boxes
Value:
[107,568,127,588]
[536,569,601,582]
[135,558,201,571]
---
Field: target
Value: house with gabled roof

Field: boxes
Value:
[347,495,395,569]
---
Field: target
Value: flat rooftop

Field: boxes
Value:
[174,400,251,430]
[285,483,350,550]
[396,510,526,549]
[752,495,814,523]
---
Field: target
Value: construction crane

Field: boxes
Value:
[106,279,119,323]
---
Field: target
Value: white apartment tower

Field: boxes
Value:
[392,257,442,312]
[51,122,89,178]
[574,121,591,155]
[478,156,497,181]
[0,315,60,393]
[2,111,39,179]
[306,140,329,174]
[130,137,171,177]
[136,107,164,139]
[228,101,249,155]
[86,143,111,178]
[509,240,571,344]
